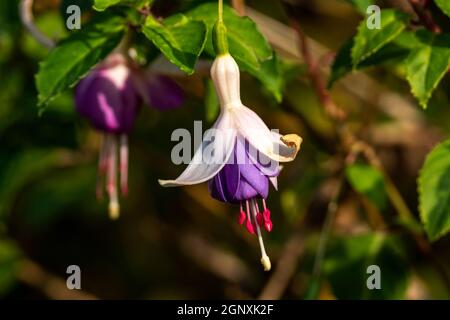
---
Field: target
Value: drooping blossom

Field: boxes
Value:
[159,53,302,271]
[76,53,184,219]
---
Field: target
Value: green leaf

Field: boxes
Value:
[243,53,284,102]
[435,0,450,18]
[0,240,21,296]
[36,16,125,106]
[324,233,409,299]
[405,30,450,109]
[418,139,450,241]
[343,0,374,15]
[93,0,150,11]
[329,38,410,87]
[187,3,272,67]
[142,14,207,75]
[204,79,219,123]
[351,9,409,66]
[346,163,388,211]
[187,3,283,101]
[93,0,121,11]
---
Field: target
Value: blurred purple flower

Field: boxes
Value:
[75,53,185,219]
[138,73,185,111]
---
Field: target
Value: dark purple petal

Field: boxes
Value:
[208,138,274,203]
[209,162,240,203]
[144,75,184,111]
[235,138,269,199]
[75,62,139,134]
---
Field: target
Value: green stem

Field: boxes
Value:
[213,0,229,55]
[219,0,223,22]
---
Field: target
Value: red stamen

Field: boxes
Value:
[238,203,246,225]
[246,219,255,234]
[261,200,273,232]
[245,200,255,234]
[256,212,264,226]
[264,220,273,232]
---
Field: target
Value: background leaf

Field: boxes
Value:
[0,240,21,297]
[405,30,450,109]
[142,14,207,75]
[36,16,125,106]
[346,163,388,211]
[329,38,410,87]
[419,139,450,241]
[435,0,450,18]
[351,9,409,66]
[324,233,410,299]
[204,79,219,123]
[343,0,374,15]
[93,0,150,11]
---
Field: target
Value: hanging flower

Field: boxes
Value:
[159,53,302,271]
[76,53,184,219]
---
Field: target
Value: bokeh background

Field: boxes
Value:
[2,0,450,299]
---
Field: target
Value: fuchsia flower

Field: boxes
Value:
[159,53,302,271]
[76,53,184,219]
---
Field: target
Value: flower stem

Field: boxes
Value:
[219,0,223,22]
[213,0,229,55]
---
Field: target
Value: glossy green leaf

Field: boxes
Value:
[324,233,409,299]
[142,14,207,75]
[405,30,450,109]
[93,0,150,11]
[329,38,410,87]
[351,9,409,66]
[243,53,284,102]
[346,163,388,211]
[343,0,374,15]
[418,139,450,241]
[435,0,450,17]
[36,16,125,106]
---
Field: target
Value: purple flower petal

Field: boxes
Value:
[144,75,184,111]
[209,138,272,203]
[75,61,139,134]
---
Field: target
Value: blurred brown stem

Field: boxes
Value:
[408,0,441,33]
[231,0,246,16]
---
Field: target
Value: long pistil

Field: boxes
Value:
[107,134,120,220]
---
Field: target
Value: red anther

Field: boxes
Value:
[238,210,246,225]
[246,219,255,234]
[264,220,273,232]
[256,212,264,226]
[263,209,271,222]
